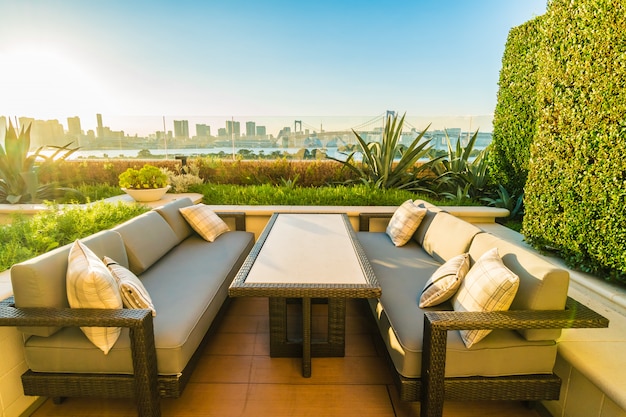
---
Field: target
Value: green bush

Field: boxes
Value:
[194,183,446,206]
[0,201,149,272]
[523,0,626,284]
[490,17,542,195]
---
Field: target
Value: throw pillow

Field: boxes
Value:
[386,200,427,246]
[66,240,123,354]
[452,248,519,348]
[104,256,156,317]
[179,204,230,242]
[419,253,470,308]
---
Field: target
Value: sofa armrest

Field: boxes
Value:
[0,296,160,413]
[216,212,246,231]
[419,296,609,417]
[358,212,394,231]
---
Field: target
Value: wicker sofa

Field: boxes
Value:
[0,197,255,417]
[357,201,609,417]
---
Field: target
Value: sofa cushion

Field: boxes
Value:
[113,211,179,274]
[385,200,427,246]
[419,253,469,308]
[179,204,230,242]
[421,212,482,263]
[356,232,557,378]
[66,240,123,354]
[24,231,255,375]
[104,256,156,317]
[154,197,194,243]
[413,203,442,245]
[11,230,128,337]
[469,232,570,341]
[452,248,519,348]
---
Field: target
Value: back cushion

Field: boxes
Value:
[155,197,194,243]
[113,211,179,275]
[11,230,127,337]
[421,212,482,263]
[413,204,443,245]
[468,232,570,341]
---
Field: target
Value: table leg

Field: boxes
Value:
[302,297,312,377]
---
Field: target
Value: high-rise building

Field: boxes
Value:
[225,120,240,138]
[174,120,189,139]
[196,124,211,137]
[256,126,267,137]
[246,121,256,137]
[96,114,104,138]
[67,116,82,136]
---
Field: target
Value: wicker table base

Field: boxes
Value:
[269,297,346,376]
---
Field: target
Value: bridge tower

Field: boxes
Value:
[294,120,302,133]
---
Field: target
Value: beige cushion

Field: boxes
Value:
[422,212,482,263]
[385,200,427,246]
[104,256,156,317]
[452,248,519,348]
[179,204,230,242]
[66,240,123,354]
[419,253,469,308]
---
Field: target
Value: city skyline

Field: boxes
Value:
[0,1,545,134]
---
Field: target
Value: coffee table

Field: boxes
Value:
[228,213,381,377]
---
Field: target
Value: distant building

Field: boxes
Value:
[218,127,227,137]
[196,123,211,137]
[225,120,240,138]
[67,116,82,136]
[246,121,256,137]
[174,120,189,139]
[96,113,104,138]
[256,126,266,136]
[18,118,64,149]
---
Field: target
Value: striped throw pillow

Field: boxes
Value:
[419,253,470,308]
[179,204,230,242]
[386,200,427,246]
[104,256,156,317]
[66,240,123,354]
[452,248,519,348]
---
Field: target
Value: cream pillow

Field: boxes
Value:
[452,248,519,348]
[104,256,156,317]
[179,204,230,242]
[66,240,123,354]
[386,200,427,246]
[419,253,469,308]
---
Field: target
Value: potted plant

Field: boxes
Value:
[118,164,170,202]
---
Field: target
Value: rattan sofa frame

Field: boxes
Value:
[0,212,247,417]
[358,213,609,417]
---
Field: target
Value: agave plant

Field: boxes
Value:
[0,121,82,204]
[327,113,440,192]
[431,129,490,199]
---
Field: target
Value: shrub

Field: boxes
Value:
[523,0,626,284]
[490,17,542,195]
[0,201,149,271]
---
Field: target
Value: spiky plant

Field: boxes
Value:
[0,121,81,204]
[327,113,439,192]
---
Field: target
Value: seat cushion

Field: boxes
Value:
[24,231,255,375]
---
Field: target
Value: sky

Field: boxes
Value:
[0,0,546,135]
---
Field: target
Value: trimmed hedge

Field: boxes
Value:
[523,0,626,283]
[490,17,542,195]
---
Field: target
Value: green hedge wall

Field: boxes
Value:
[523,0,626,283]
[490,17,542,194]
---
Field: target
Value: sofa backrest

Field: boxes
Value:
[468,232,570,341]
[11,230,128,337]
[419,211,483,263]
[112,210,180,275]
[154,197,194,243]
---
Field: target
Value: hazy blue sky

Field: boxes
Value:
[1,0,546,133]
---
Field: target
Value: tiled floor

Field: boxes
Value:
[31,297,543,417]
